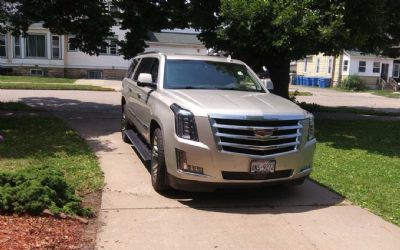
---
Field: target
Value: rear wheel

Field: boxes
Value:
[150,128,169,192]
[121,105,132,143]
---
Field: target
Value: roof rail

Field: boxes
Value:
[138,51,161,55]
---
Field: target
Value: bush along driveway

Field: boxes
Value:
[0,103,103,249]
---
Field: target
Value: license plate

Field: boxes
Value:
[250,160,276,174]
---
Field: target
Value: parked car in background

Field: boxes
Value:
[121,52,316,192]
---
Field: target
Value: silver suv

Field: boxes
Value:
[121,52,316,192]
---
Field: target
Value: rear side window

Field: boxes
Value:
[133,57,159,83]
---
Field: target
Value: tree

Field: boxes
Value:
[0,0,115,55]
[189,0,400,98]
[114,0,189,59]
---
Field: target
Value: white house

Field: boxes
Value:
[297,50,396,89]
[0,24,207,79]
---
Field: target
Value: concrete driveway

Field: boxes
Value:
[1,89,400,249]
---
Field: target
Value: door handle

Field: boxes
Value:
[137,93,142,99]
[128,87,133,92]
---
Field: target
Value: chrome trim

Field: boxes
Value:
[213,124,303,131]
[218,141,299,151]
[177,169,209,178]
[208,114,305,120]
[215,132,301,141]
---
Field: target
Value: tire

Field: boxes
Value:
[121,105,132,143]
[150,128,169,192]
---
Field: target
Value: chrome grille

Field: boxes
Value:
[210,117,303,157]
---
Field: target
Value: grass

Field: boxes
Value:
[299,102,400,116]
[368,90,400,98]
[0,102,39,111]
[0,117,103,195]
[0,75,76,84]
[312,119,400,226]
[0,76,114,91]
[289,91,313,97]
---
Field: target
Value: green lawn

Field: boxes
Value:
[289,91,313,97]
[0,75,113,91]
[368,90,400,99]
[0,75,76,84]
[299,102,400,116]
[312,119,400,226]
[0,117,103,195]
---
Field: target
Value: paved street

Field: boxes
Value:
[1,89,400,249]
[291,86,400,113]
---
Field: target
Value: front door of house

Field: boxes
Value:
[381,63,389,81]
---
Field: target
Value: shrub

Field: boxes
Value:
[0,167,92,216]
[338,75,366,91]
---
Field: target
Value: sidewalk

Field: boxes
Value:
[291,85,400,113]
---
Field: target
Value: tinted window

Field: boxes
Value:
[133,57,159,83]
[164,60,264,92]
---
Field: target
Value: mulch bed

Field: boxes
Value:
[0,215,89,250]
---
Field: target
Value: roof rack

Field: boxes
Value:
[138,51,161,55]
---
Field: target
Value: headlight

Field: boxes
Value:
[305,111,315,141]
[170,104,199,141]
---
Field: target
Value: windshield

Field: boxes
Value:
[164,59,265,92]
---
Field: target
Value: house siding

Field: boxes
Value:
[1,24,207,80]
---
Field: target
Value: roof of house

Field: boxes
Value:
[147,32,204,46]
[344,50,391,59]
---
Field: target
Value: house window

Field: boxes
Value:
[68,36,78,52]
[87,70,103,79]
[316,58,320,73]
[0,34,6,57]
[304,58,308,72]
[100,39,119,55]
[109,40,118,55]
[30,69,44,76]
[52,35,61,59]
[358,61,366,73]
[25,34,46,58]
[373,62,380,73]
[393,64,400,78]
[328,58,333,74]
[343,60,349,72]
[13,36,21,57]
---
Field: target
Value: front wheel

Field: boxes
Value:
[150,128,169,192]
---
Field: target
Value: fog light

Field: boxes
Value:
[176,149,204,175]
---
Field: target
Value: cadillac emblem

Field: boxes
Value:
[254,129,274,137]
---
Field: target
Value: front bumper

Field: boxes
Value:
[163,116,316,191]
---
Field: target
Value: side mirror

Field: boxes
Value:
[266,80,274,90]
[137,73,156,88]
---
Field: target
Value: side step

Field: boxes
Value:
[124,130,152,162]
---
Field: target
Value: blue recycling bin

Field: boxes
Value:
[318,78,331,88]
[311,77,319,87]
[305,77,312,87]
[292,76,297,85]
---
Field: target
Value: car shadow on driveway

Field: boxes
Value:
[159,180,345,214]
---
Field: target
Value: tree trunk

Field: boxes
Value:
[266,59,291,99]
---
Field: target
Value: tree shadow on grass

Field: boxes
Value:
[315,119,400,158]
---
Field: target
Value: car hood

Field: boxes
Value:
[165,89,306,118]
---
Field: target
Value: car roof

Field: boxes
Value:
[137,52,244,64]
